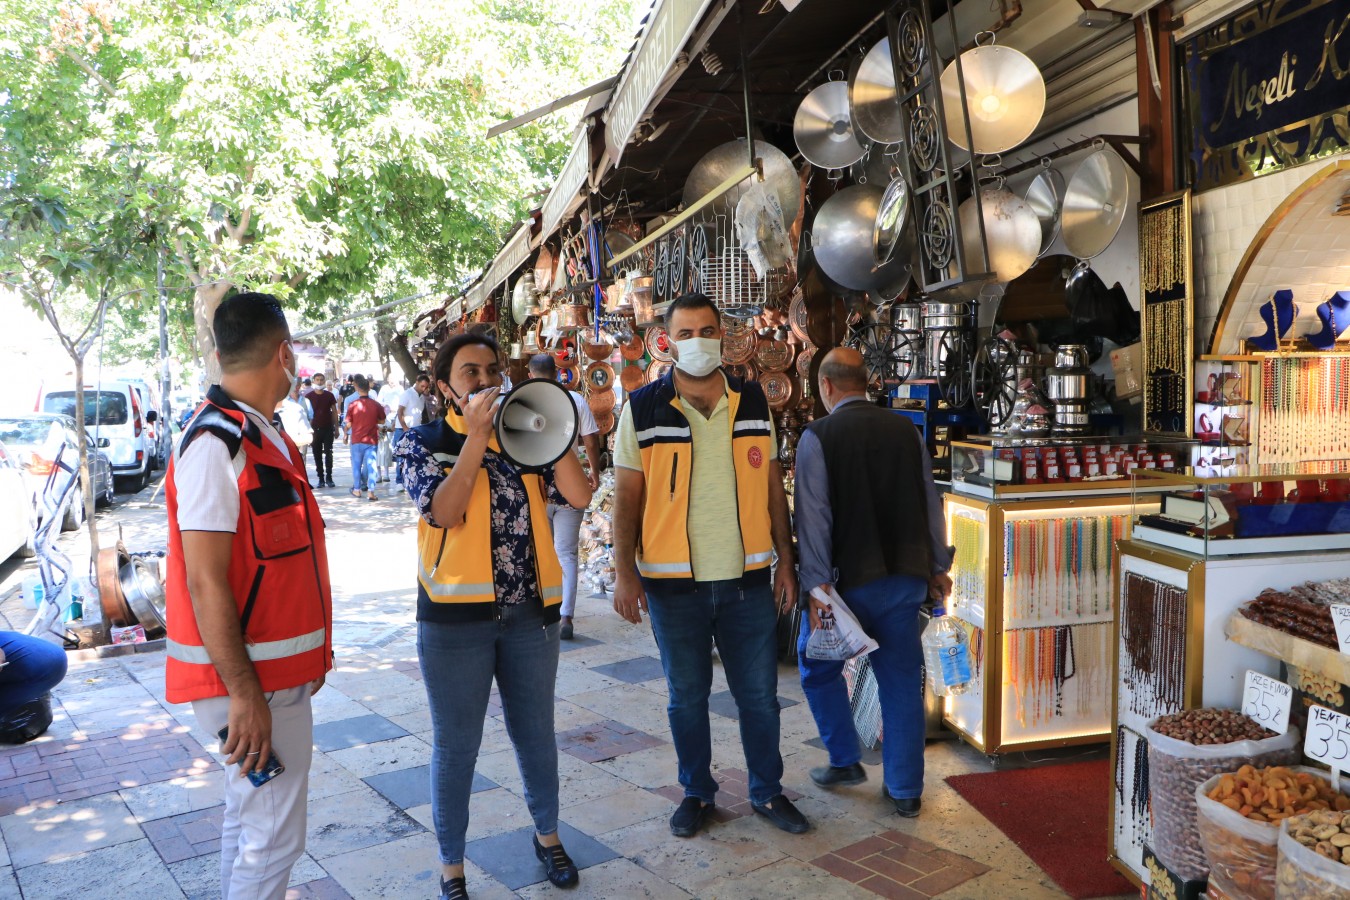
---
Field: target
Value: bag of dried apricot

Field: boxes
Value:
[1195,766,1350,900]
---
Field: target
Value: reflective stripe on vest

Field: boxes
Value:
[636,559,694,577]
[166,627,327,666]
[744,550,773,567]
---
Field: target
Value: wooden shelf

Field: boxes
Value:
[1225,612,1350,685]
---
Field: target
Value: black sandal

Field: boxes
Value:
[439,875,469,900]
[533,834,579,888]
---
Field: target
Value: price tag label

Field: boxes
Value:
[1304,706,1350,789]
[1331,605,1350,653]
[1243,670,1293,735]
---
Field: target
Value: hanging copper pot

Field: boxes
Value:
[620,364,646,392]
[587,389,616,417]
[619,332,646,361]
[556,304,591,330]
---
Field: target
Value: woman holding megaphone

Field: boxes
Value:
[394,332,593,900]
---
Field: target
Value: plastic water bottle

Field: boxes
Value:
[922,607,971,697]
[21,575,43,611]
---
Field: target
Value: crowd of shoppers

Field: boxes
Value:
[153,290,950,900]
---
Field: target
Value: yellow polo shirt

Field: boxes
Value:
[615,379,776,582]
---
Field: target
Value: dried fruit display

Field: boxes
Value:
[1276,810,1350,898]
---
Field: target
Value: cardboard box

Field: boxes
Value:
[1143,845,1207,900]
[1111,342,1144,400]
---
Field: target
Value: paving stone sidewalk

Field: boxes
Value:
[0,464,1123,899]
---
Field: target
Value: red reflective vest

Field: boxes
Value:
[164,387,333,704]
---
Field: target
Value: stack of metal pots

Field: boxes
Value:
[1045,344,1091,436]
[894,302,924,378]
[922,300,974,385]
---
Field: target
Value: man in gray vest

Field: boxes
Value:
[793,348,952,818]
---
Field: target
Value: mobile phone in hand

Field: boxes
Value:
[217,726,285,788]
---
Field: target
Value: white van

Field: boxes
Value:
[38,382,153,492]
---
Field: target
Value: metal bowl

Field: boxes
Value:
[813,184,912,296]
[120,559,165,638]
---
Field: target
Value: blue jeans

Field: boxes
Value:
[798,574,927,799]
[546,504,584,617]
[645,579,783,805]
[393,428,406,485]
[418,604,561,864]
[0,632,67,715]
[349,442,376,491]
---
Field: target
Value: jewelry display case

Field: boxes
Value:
[944,492,1160,756]
[1106,539,1350,887]
[1129,462,1350,557]
[1191,356,1259,469]
[950,434,1198,501]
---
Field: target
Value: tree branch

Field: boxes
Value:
[174,237,204,287]
[64,48,116,95]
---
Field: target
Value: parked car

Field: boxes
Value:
[0,414,115,530]
[124,379,172,469]
[0,440,36,561]
[38,382,152,492]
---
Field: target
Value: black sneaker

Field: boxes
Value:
[560,616,574,640]
[669,796,713,837]
[533,834,579,888]
[751,795,810,833]
[439,875,468,900]
[810,763,867,788]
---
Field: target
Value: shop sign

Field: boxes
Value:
[541,128,591,241]
[465,278,487,313]
[1183,0,1350,192]
[1304,704,1350,779]
[483,225,532,303]
[604,0,716,162]
[1242,669,1293,734]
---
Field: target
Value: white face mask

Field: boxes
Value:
[673,337,722,378]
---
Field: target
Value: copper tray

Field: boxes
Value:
[724,362,758,383]
[760,371,794,410]
[620,364,646,392]
[554,337,578,367]
[587,389,616,416]
[584,361,615,393]
[557,366,582,391]
[644,326,673,362]
[721,328,757,365]
[788,291,810,342]
[796,344,816,379]
[582,336,613,361]
[755,339,794,373]
[646,360,673,382]
[619,333,646,361]
[594,410,616,435]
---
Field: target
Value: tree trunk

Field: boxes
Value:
[375,323,393,383]
[193,281,232,384]
[73,358,100,564]
[389,333,421,383]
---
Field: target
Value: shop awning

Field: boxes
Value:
[539,124,594,242]
[472,224,533,312]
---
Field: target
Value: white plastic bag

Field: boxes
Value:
[804,585,879,661]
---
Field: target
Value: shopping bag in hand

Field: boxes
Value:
[804,585,880,661]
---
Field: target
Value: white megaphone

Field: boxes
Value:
[489,378,579,470]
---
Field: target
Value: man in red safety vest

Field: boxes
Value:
[165,291,333,898]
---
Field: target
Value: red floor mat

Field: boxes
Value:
[945,759,1134,899]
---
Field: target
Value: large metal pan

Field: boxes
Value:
[941,43,1045,155]
[794,82,866,170]
[872,173,912,265]
[812,184,913,298]
[120,558,165,638]
[849,39,905,145]
[682,140,799,231]
[957,187,1040,284]
[1024,166,1065,257]
[1061,149,1130,260]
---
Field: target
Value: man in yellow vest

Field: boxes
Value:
[612,293,806,837]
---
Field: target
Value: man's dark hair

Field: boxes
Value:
[432,332,500,388]
[414,373,431,385]
[819,356,868,393]
[214,292,289,373]
[528,354,557,379]
[353,374,370,392]
[302,377,312,387]
[665,292,719,329]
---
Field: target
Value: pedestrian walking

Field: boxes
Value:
[794,348,953,818]
[164,291,333,897]
[304,373,339,488]
[527,354,601,641]
[343,374,385,500]
[611,292,807,838]
[393,333,593,900]
[394,374,431,491]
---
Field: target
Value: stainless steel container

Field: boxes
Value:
[1054,344,1090,369]
[1044,371,1090,401]
[922,301,974,381]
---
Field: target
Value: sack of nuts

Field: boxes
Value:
[1276,810,1350,898]
[1196,766,1350,900]
[1146,709,1300,881]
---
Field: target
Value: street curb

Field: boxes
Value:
[66,637,166,661]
